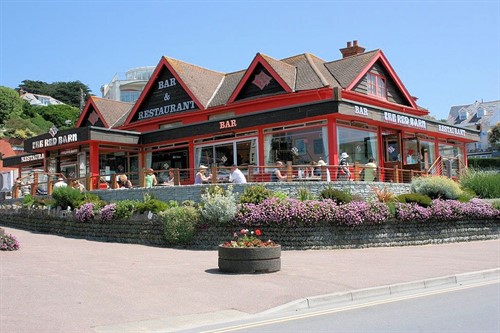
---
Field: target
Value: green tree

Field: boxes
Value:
[0,86,24,125]
[488,122,500,149]
[38,104,80,129]
[18,80,92,108]
[2,115,42,139]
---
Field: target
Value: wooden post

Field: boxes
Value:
[87,174,93,191]
[353,162,360,181]
[286,161,293,182]
[248,166,254,182]
[211,166,218,184]
[48,178,53,195]
[111,174,117,189]
[174,168,181,185]
[393,165,400,183]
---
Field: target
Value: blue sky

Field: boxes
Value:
[1,0,499,120]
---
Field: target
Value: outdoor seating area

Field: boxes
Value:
[7,155,464,198]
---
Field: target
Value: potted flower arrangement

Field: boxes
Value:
[218,229,281,273]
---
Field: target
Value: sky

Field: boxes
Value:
[0,0,499,121]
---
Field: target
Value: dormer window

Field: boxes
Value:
[477,108,486,118]
[367,73,387,99]
[458,110,468,121]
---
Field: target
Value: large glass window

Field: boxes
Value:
[147,148,189,182]
[403,138,418,165]
[337,126,378,165]
[195,138,257,170]
[264,126,328,165]
[121,91,141,103]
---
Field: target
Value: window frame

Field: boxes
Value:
[366,72,387,100]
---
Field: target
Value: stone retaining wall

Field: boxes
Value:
[92,182,411,203]
[1,208,498,250]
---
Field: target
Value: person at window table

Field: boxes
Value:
[316,159,331,181]
[229,164,247,184]
[194,165,212,184]
[337,152,351,181]
[165,169,175,186]
[53,177,67,189]
[119,174,132,188]
[271,161,287,182]
[145,168,158,188]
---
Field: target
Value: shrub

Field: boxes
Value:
[22,194,35,208]
[467,158,500,170]
[239,184,273,204]
[136,194,170,214]
[0,228,20,251]
[114,200,140,220]
[410,175,463,200]
[492,200,500,210]
[159,206,199,245]
[459,169,500,199]
[319,186,352,204]
[371,186,395,203]
[272,191,289,200]
[333,201,391,226]
[395,193,432,207]
[81,192,107,209]
[456,198,500,219]
[395,202,432,222]
[51,186,84,209]
[100,203,116,222]
[75,202,95,223]
[199,185,237,225]
[297,187,314,201]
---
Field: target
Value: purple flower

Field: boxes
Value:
[75,203,95,223]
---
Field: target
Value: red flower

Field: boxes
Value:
[240,229,247,235]
[255,229,262,236]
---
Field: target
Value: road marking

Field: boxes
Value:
[202,280,499,333]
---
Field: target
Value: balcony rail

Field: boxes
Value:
[10,161,436,198]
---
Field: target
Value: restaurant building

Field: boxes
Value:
[4,40,479,187]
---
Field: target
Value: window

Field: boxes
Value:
[367,73,387,99]
[337,126,378,165]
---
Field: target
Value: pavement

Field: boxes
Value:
[1,226,499,333]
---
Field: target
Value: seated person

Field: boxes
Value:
[72,180,86,192]
[99,177,110,189]
[194,165,212,184]
[337,152,351,181]
[316,159,331,181]
[119,174,133,188]
[271,161,287,182]
[229,164,247,184]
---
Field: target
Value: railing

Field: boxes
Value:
[9,161,446,198]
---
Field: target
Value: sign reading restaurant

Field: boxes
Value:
[134,67,197,122]
[438,124,466,137]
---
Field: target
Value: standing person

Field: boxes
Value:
[316,159,331,181]
[53,177,67,189]
[337,152,351,181]
[271,161,287,182]
[194,165,212,184]
[363,158,377,182]
[99,177,110,189]
[145,168,158,188]
[229,164,247,184]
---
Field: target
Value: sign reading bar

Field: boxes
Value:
[438,124,466,137]
[354,105,369,116]
[32,133,78,150]
[384,111,426,129]
[219,119,237,129]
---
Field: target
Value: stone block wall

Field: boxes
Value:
[1,208,498,250]
[93,181,411,203]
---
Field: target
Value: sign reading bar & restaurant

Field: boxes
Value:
[133,67,198,122]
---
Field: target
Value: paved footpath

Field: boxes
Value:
[1,227,499,333]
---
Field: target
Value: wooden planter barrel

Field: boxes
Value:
[218,245,281,273]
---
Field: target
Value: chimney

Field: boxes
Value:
[339,40,366,58]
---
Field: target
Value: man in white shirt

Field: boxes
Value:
[53,177,67,189]
[229,165,247,184]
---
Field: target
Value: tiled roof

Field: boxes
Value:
[447,100,500,127]
[260,53,296,91]
[207,70,245,108]
[281,53,339,90]
[166,57,225,108]
[324,50,380,88]
[91,97,134,128]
